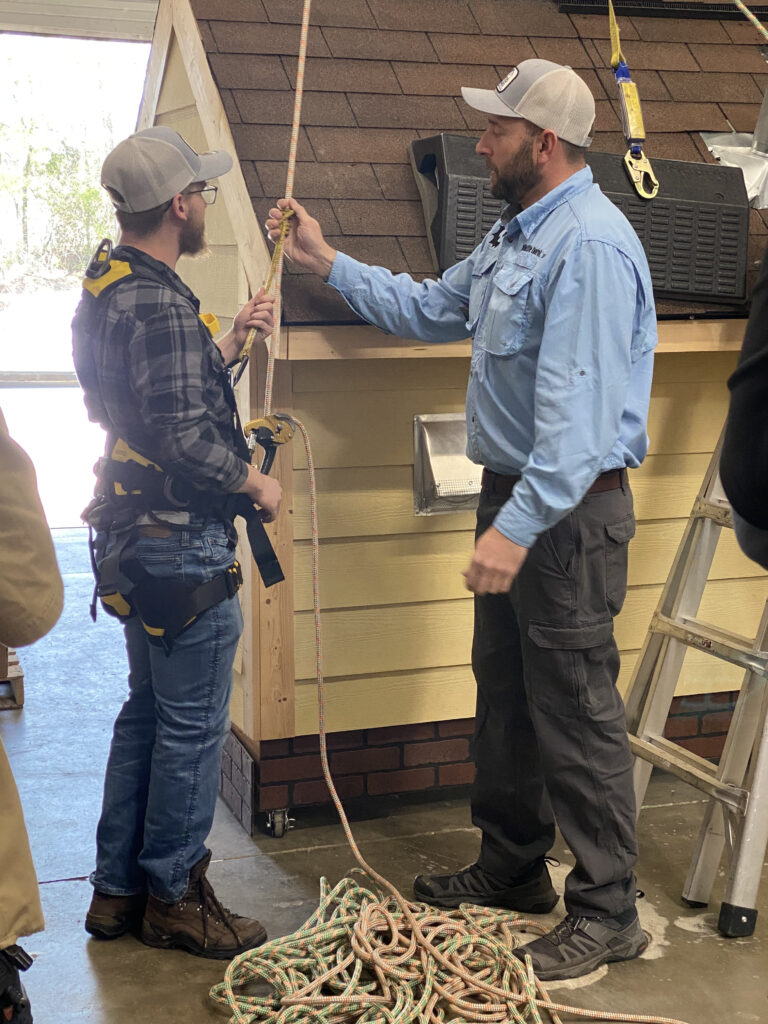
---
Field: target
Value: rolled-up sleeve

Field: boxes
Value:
[328,251,474,343]
[129,307,248,492]
[493,240,638,547]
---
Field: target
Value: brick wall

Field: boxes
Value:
[219,727,256,832]
[663,691,737,760]
[257,719,476,814]
[219,695,737,832]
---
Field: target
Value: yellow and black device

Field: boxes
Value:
[608,0,659,201]
[245,413,297,476]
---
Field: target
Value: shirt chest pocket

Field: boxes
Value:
[473,254,537,357]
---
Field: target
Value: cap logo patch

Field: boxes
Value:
[496,67,519,94]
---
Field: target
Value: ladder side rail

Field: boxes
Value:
[719,692,768,937]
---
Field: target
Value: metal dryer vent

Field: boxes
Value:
[410,134,750,305]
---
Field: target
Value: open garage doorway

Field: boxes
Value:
[0,32,150,526]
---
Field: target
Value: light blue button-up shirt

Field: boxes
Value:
[327,166,657,548]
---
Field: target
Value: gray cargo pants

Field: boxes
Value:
[471,475,638,918]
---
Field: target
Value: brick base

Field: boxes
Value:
[664,691,737,761]
[219,693,738,834]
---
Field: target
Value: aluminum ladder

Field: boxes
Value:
[624,438,768,937]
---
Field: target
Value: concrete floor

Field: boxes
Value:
[2,529,767,1024]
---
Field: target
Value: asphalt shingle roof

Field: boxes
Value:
[191,0,768,322]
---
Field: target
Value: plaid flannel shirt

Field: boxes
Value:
[73,246,248,494]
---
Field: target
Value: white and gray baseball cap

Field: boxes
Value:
[461,59,595,148]
[101,126,233,213]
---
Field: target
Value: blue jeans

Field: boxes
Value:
[91,519,243,902]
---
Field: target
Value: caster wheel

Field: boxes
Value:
[266,808,295,837]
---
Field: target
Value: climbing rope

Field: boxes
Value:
[733,0,768,42]
[214,0,694,1019]
[233,0,311,405]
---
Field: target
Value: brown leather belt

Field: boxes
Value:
[481,467,626,500]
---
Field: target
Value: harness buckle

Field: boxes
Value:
[225,560,243,598]
[85,238,114,279]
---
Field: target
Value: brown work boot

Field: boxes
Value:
[85,891,146,939]
[140,852,267,960]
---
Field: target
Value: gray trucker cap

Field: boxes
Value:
[101,126,233,213]
[461,59,595,148]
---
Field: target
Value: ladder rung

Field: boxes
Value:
[652,613,768,677]
[630,735,748,814]
[692,496,732,527]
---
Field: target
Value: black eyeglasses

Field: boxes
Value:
[183,185,218,205]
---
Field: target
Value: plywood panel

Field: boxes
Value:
[294,577,768,683]
[291,388,467,470]
[646,381,728,456]
[614,577,768,652]
[295,664,476,735]
[618,648,744,700]
[292,520,765,613]
[176,245,240,319]
[292,358,471,395]
[653,351,738,384]
[156,32,195,114]
[630,453,710,521]
[293,643,744,735]
[291,380,727,472]
[291,455,712,543]
[295,600,473,680]
[291,351,739,397]
[294,532,474,611]
[293,465,476,541]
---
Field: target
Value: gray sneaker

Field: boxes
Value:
[514,913,649,981]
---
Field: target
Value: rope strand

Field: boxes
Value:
[732,0,768,42]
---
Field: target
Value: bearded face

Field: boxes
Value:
[178,203,207,257]
[488,130,541,206]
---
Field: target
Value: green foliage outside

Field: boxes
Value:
[0,54,126,292]
[0,119,116,286]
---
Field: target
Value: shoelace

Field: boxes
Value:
[196,874,241,941]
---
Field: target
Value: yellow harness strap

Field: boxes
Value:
[82,259,133,297]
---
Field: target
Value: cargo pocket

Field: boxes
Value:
[605,515,635,616]
[526,619,615,716]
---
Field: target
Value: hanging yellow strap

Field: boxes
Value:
[607,0,659,200]
[608,0,624,67]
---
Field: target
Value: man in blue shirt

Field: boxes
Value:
[267,59,656,981]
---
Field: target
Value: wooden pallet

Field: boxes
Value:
[0,644,24,710]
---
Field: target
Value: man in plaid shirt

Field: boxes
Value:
[73,127,280,960]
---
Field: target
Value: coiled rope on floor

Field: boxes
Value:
[211,0,694,1020]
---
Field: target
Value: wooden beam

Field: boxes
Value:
[136,0,172,130]
[257,358,296,740]
[286,318,748,361]
[169,0,272,311]
[656,318,747,352]
[287,325,472,361]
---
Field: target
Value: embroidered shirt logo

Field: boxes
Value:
[496,67,519,94]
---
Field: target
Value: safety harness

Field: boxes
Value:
[76,240,284,654]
